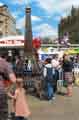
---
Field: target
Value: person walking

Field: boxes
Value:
[62,54,74,96]
[8,77,31,120]
[51,55,60,69]
[43,58,56,100]
[0,56,16,120]
[51,55,59,94]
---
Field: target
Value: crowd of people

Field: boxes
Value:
[42,54,74,100]
[0,53,79,120]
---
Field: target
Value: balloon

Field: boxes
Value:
[32,38,41,49]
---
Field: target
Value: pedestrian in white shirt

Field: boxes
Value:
[51,55,60,69]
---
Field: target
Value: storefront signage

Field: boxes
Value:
[0,39,24,46]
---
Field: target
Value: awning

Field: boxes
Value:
[64,48,77,54]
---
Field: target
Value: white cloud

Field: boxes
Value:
[53,0,79,19]
[16,17,25,29]
[11,0,32,5]
[36,0,55,14]
[55,0,79,14]
[36,0,79,15]
[31,16,42,21]
[0,2,4,6]
[54,10,71,22]
[11,0,79,20]
[12,10,41,20]
[54,16,61,21]
[9,0,79,37]
[11,0,79,15]
[16,17,57,37]
[12,11,20,19]
[33,23,58,37]
[56,0,76,12]
[16,15,42,29]
[11,0,26,5]
[11,0,21,5]
[60,0,79,9]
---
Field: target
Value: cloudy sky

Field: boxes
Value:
[0,0,79,38]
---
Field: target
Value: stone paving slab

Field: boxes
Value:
[27,86,79,120]
[7,86,79,120]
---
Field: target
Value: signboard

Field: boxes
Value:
[0,39,24,47]
[0,36,41,48]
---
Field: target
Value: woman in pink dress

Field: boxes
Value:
[8,78,31,120]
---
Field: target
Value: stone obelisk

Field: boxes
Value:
[24,5,40,75]
[24,6,33,57]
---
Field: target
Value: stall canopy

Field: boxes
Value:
[64,48,79,54]
[74,48,79,54]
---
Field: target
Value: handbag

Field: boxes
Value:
[63,80,68,87]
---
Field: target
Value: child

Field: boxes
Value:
[8,78,31,120]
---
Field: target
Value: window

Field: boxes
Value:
[0,21,3,27]
[0,32,3,37]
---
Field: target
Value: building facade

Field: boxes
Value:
[58,6,79,44]
[0,4,17,37]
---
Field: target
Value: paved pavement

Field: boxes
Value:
[27,86,79,120]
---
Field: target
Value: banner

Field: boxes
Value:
[0,39,24,47]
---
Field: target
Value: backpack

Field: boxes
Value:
[44,67,59,84]
[45,67,55,82]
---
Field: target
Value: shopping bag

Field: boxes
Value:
[75,78,79,86]
[63,80,68,87]
[57,80,63,93]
